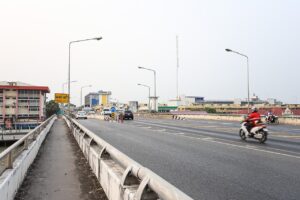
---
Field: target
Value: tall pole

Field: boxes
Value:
[247,57,250,114]
[68,43,71,114]
[138,66,157,112]
[80,85,92,107]
[225,49,250,114]
[138,83,151,112]
[154,70,157,112]
[176,35,179,100]
[67,36,102,115]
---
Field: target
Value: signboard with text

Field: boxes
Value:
[55,93,69,103]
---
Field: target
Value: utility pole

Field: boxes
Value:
[176,35,179,100]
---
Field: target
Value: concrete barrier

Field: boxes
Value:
[64,116,193,200]
[0,116,56,200]
[176,114,244,122]
[88,114,105,120]
[175,114,300,126]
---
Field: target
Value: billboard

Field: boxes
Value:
[55,93,69,103]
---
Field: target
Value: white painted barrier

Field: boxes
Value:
[0,116,56,200]
[64,116,193,200]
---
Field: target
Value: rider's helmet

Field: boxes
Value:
[251,106,258,112]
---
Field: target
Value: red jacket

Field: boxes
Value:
[246,112,261,123]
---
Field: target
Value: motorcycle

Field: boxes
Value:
[239,120,268,143]
[265,115,279,124]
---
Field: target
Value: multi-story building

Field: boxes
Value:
[84,90,112,107]
[0,81,50,129]
[84,92,100,107]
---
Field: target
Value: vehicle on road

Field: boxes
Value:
[101,108,112,116]
[265,115,279,124]
[75,111,88,120]
[239,121,268,143]
[124,110,134,120]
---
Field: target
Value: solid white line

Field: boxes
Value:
[197,137,300,159]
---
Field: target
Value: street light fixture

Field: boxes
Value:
[80,85,92,107]
[68,36,102,114]
[137,83,151,112]
[225,48,250,114]
[138,66,157,112]
[62,80,77,93]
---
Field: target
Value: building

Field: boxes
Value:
[84,90,112,108]
[128,101,138,113]
[84,92,99,107]
[99,90,111,106]
[0,81,50,129]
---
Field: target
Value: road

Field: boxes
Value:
[78,117,300,200]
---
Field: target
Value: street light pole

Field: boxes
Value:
[80,85,92,107]
[138,66,157,112]
[62,80,77,93]
[68,36,102,114]
[225,48,250,114]
[137,83,151,112]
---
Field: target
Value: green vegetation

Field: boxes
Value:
[204,107,217,113]
[46,100,60,118]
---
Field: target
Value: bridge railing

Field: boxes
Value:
[0,115,55,175]
[65,116,193,200]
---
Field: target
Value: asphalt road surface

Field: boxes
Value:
[78,118,300,200]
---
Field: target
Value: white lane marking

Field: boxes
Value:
[156,129,166,132]
[177,132,185,135]
[191,137,300,159]
[222,122,233,125]
[134,120,300,158]
[141,126,152,129]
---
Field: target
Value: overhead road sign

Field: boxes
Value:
[55,93,69,103]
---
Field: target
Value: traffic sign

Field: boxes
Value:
[55,93,69,103]
[110,107,116,113]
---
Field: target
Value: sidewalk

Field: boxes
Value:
[15,118,107,200]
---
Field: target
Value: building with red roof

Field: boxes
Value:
[0,81,50,129]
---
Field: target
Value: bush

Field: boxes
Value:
[46,100,60,118]
[204,107,217,113]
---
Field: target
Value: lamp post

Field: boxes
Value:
[68,36,102,114]
[80,85,92,107]
[225,48,250,114]
[138,66,157,112]
[137,83,151,112]
[62,80,77,93]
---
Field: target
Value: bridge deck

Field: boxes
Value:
[14,118,107,200]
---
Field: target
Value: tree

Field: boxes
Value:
[46,100,60,118]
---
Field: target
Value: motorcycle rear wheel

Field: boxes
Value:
[258,130,267,143]
[239,129,247,141]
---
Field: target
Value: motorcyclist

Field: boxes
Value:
[245,106,261,135]
[267,111,273,121]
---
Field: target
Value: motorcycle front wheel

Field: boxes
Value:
[259,130,268,143]
[239,129,247,141]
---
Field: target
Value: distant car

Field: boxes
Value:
[88,110,96,115]
[101,108,112,116]
[76,111,87,119]
[124,110,134,120]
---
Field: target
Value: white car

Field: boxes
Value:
[101,108,111,116]
[76,111,87,119]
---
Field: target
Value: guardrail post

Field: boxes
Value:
[6,151,13,169]
[135,177,159,200]
[121,166,140,188]
[24,138,29,150]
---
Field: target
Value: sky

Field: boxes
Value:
[0,0,299,106]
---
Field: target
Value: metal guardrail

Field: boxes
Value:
[0,115,55,175]
[65,116,193,200]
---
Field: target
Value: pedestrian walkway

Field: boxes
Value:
[14,118,107,200]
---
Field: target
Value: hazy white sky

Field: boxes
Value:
[0,0,299,105]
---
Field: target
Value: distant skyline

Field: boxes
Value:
[0,0,299,106]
